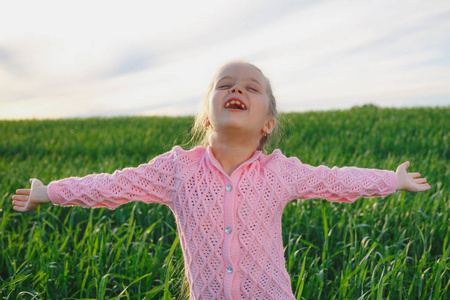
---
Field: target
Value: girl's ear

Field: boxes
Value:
[262,118,276,135]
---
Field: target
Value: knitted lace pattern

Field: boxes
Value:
[48,146,397,300]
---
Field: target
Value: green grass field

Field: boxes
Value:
[0,107,449,299]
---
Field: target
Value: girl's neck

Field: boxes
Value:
[209,133,259,176]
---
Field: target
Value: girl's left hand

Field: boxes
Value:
[396,161,431,192]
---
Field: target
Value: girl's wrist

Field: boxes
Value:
[37,185,51,204]
[396,173,408,191]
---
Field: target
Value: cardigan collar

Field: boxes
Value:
[206,146,262,177]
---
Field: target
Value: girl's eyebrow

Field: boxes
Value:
[216,76,263,87]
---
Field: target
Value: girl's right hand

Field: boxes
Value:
[12,179,51,212]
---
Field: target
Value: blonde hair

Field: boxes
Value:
[190,61,279,152]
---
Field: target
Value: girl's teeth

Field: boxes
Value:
[225,99,246,109]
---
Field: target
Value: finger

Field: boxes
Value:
[413,178,427,184]
[416,183,431,192]
[401,161,410,170]
[16,189,31,195]
[408,172,421,179]
[30,178,42,187]
[396,161,410,173]
[13,205,27,212]
[12,200,25,207]
[12,195,28,201]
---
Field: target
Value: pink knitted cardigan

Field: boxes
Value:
[48,146,397,299]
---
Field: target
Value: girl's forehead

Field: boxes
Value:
[216,63,266,85]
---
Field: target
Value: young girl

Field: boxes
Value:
[12,62,431,300]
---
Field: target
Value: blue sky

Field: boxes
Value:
[1,0,449,119]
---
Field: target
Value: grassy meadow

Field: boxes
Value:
[0,107,449,299]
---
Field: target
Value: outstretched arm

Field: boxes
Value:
[12,179,51,212]
[396,161,431,192]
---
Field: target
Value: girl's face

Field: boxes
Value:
[207,63,275,140]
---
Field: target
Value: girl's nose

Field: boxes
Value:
[230,86,243,95]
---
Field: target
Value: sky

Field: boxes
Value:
[1,0,450,120]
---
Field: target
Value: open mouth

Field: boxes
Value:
[224,98,247,110]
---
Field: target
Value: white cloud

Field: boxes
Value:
[1,0,449,119]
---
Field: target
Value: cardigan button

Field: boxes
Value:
[226,185,232,192]
[225,226,232,234]
[226,266,233,274]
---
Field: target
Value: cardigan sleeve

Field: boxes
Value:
[48,147,191,209]
[267,150,397,203]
